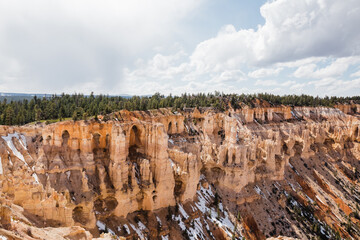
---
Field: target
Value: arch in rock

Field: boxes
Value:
[62,130,70,147]
[129,125,142,148]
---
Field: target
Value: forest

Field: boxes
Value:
[0,92,359,126]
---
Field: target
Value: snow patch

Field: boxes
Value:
[156,216,162,226]
[2,133,27,166]
[178,204,189,219]
[123,224,130,234]
[130,223,146,239]
[138,221,146,231]
[32,173,39,184]
[65,171,71,180]
[173,215,186,231]
[96,220,106,231]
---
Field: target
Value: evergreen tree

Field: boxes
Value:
[5,106,14,125]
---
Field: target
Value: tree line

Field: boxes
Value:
[0,92,359,126]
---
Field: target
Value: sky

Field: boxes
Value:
[0,0,360,96]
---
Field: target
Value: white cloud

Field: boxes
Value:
[209,70,247,83]
[309,78,360,96]
[248,67,283,78]
[294,57,360,79]
[255,80,278,86]
[3,0,358,96]
[122,0,360,96]
[350,69,360,78]
[0,0,204,93]
[293,64,317,78]
[189,0,360,72]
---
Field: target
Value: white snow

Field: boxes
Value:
[288,163,299,174]
[156,216,162,226]
[108,228,116,236]
[195,191,208,213]
[65,171,71,180]
[138,221,146,230]
[19,134,27,149]
[305,194,315,204]
[174,215,186,231]
[178,204,189,219]
[186,217,206,240]
[7,151,12,166]
[192,181,242,238]
[0,235,7,240]
[130,223,146,239]
[218,203,223,212]
[169,159,175,169]
[289,183,296,191]
[161,235,169,240]
[96,220,106,231]
[2,133,28,166]
[254,185,262,195]
[123,224,130,234]
[32,173,39,184]
[168,139,174,144]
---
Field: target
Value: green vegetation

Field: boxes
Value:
[0,92,359,126]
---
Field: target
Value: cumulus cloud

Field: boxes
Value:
[123,0,360,96]
[0,0,204,93]
[350,69,360,78]
[309,77,360,95]
[1,0,359,96]
[248,67,283,78]
[294,57,360,79]
[190,0,360,72]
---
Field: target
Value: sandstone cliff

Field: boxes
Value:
[0,105,359,239]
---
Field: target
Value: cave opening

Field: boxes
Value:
[264,112,268,122]
[224,150,228,166]
[130,125,141,148]
[92,133,102,162]
[128,125,145,163]
[293,141,303,156]
[72,206,88,225]
[62,130,70,147]
[168,122,172,134]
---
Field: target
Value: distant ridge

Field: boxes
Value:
[0,92,50,101]
[0,92,134,101]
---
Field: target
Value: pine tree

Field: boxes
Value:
[5,106,14,125]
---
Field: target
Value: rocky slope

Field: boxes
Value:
[0,104,359,239]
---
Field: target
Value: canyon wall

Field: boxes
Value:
[0,105,359,239]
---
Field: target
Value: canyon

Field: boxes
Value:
[0,103,359,239]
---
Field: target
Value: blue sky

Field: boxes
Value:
[0,0,359,96]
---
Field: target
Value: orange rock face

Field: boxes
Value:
[0,106,359,239]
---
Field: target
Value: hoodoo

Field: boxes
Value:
[0,105,359,239]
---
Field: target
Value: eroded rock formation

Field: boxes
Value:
[0,105,359,239]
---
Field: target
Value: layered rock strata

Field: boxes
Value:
[0,105,359,239]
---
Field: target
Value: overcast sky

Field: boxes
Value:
[0,0,359,96]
